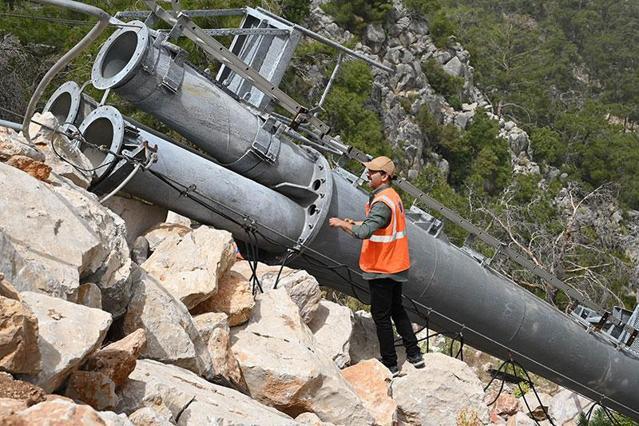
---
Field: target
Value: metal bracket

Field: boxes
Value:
[161,45,186,93]
[250,125,279,164]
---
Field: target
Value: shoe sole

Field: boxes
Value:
[409,360,425,368]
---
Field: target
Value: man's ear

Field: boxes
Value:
[382,173,392,184]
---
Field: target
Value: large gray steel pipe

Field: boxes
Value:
[78,105,306,252]
[91,22,319,195]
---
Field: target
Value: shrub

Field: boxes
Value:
[422,59,465,109]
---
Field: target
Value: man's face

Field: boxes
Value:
[367,169,386,189]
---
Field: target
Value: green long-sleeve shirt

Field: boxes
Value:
[351,184,409,282]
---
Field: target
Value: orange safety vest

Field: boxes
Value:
[359,187,410,274]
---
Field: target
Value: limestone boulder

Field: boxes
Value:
[84,328,147,387]
[50,179,132,317]
[116,359,298,425]
[295,411,335,425]
[489,393,519,423]
[3,398,108,425]
[0,281,41,374]
[518,391,552,422]
[341,359,397,425]
[65,329,147,410]
[192,313,246,391]
[101,196,168,245]
[507,412,537,426]
[142,226,235,309]
[231,288,373,425]
[18,292,112,392]
[307,300,353,368]
[98,410,135,426]
[165,211,192,227]
[65,370,118,411]
[143,223,191,252]
[349,310,380,364]
[0,163,132,317]
[128,407,173,425]
[233,261,321,323]
[0,231,61,303]
[0,127,45,162]
[191,265,255,326]
[123,267,213,379]
[78,283,103,309]
[391,353,488,425]
[548,389,593,424]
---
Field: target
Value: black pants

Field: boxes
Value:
[368,278,420,368]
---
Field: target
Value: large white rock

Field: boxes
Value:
[51,180,132,317]
[391,353,488,425]
[0,163,131,316]
[18,292,112,392]
[0,280,41,374]
[143,223,191,253]
[548,389,593,424]
[349,310,380,364]
[233,261,322,323]
[231,289,373,425]
[193,312,246,391]
[123,266,213,379]
[102,195,168,245]
[116,359,298,425]
[307,300,353,368]
[142,226,236,309]
[341,359,397,426]
[191,266,255,326]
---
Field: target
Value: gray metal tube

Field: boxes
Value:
[91,22,318,193]
[78,106,306,252]
[43,81,97,128]
[22,0,110,143]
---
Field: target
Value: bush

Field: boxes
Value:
[322,60,390,157]
[321,0,393,35]
[422,59,465,109]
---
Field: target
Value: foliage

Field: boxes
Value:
[421,59,464,109]
[321,0,393,35]
[577,408,639,426]
[404,0,457,48]
[322,60,390,158]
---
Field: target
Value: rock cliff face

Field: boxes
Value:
[0,122,597,424]
[306,1,538,181]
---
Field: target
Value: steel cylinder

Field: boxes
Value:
[91,22,318,195]
[78,106,306,252]
[43,81,96,128]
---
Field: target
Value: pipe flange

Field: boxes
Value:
[295,147,333,251]
[92,21,149,90]
[43,81,82,127]
[78,106,126,182]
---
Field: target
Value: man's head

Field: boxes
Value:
[363,156,395,189]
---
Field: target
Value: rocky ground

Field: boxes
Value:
[0,115,597,425]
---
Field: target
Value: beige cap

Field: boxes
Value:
[363,156,395,177]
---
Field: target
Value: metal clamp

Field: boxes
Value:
[161,45,186,93]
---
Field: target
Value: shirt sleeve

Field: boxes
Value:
[351,202,392,239]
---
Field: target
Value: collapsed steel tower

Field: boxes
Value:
[36,2,639,420]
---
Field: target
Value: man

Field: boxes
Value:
[329,156,424,377]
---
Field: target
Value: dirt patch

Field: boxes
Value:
[0,372,46,406]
